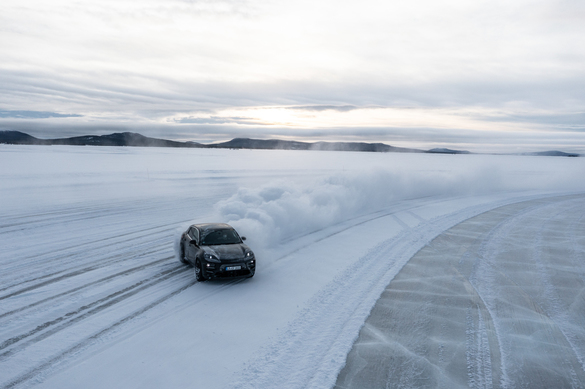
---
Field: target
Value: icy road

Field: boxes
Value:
[336,194,585,389]
[1,145,584,388]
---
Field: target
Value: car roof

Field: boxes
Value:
[191,223,234,232]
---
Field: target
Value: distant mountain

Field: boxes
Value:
[1,130,579,156]
[0,131,50,145]
[0,131,202,148]
[207,138,424,153]
[521,150,580,157]
[207,138,310,150]
[426,148,471,154]
[310,141,422,153]
[49,132,204,148]
[0,131,425,153]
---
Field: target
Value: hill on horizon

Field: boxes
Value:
[0,130,580,156]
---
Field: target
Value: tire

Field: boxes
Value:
[179,242,189,265]
[195,259,206,282]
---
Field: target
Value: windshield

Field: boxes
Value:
[200,229,241,245]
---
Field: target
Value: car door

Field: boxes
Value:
[186,227,201,263]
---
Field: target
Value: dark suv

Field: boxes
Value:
[180,223,255,281]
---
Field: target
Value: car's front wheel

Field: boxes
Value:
[194,259,206,282]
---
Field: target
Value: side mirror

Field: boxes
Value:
[190,239,198,246]
[241,236,247,241]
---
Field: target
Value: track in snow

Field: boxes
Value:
[0,192,461,388]
[3,192,580,389]
[3,147,585,389]
[335,194,585,389]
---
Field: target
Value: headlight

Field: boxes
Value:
[204,253,221,263]
[245,251,254,258]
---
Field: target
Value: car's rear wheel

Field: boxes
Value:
[195,259,206,282]
[179,242,189,265]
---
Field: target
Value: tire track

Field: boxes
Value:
[0,190,230,231]
[268,196,448,267]
[237,196,536,389]
[0,222,182,288]
[0,212,198,296]
[0,201,434,364]
[531,200,585,377]
[0,264,189,361]
[1,274,245,389]
[0,256,175,320]
[467,198,562,388]
[334,193,585,389]
[0,244,169,301]
[0,197,450,389]
[467,195,585,388]
[0,198,175,231]
[3,193,574,389]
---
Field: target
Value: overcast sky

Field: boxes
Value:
[1,0,585,152]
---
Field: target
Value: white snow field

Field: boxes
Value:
[1,145,584,389]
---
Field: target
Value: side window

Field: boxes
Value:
[189,227,200,244]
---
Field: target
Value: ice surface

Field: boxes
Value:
[335,195,585,388]
[0,145,584,388]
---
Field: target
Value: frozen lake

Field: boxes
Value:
[1,145,584,388]
[336,194,585,388]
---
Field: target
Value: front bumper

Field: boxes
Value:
[203,259,255,279]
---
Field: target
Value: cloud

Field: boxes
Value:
[175,116,261,125]
[3,64,584,119]
[468,111,585,130]
[2,0,585,152]
[286,105,358,112]
[0,110,82,119]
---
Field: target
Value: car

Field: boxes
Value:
[179,223,255,281]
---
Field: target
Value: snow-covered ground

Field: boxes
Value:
[1,145,584,388]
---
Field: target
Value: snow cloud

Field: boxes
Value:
[214,161,585,256]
